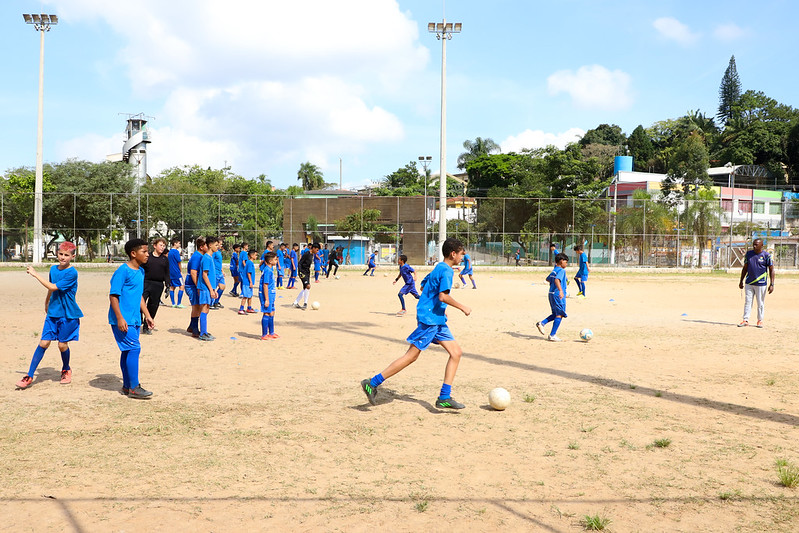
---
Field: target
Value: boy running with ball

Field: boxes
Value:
[393,254,419,316]
[16,242,82,389]
[536,252,569,342]
[361,238,471,409]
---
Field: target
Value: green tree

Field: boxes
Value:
[616,190,674,265]
[297,162,325,191]
[626,125,655,170]
[1,169,57,257]
[579,124,625,147]
[682,188,722,267]
[372,161,423,196]
[334,208,394,252]
[457,137,500,170]
[662,133,710,202]
[717,55,742,125]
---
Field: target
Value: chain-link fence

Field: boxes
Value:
[1,192,797,268]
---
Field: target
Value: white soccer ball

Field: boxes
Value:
[580,328,593,341]
[311,301,321,310]
[488,387,511,411]
[383,272,388,277]
[335,275,340,280]
[453,281,461,289]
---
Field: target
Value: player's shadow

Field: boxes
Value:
[506,331,547,342]
[168,328,194,336]
[235,332,262,340]
[369,311,402,317]
[681,319,737,327]
[88,373,124,393]
[351,388,457,414]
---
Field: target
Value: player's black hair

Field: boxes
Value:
[555,252,568,263]
[442,237,464,257]
[248,248,259,256]
[399,254,408,263]
[549,242,557,248]
[170,236,181,246]
[311,242,320,250]
[264,251,277,263]
[573,244,583,252]
[233,243,241,250]
[195,237,207,250]
[266,240,273,249]
[125,238,148,258]
[241,242,249,249]
[205,235,218,245]
[292,243,299,248]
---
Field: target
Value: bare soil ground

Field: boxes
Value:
[1,266,798,532]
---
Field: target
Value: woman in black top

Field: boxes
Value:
[141,237,170,333]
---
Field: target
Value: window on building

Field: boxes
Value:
[753,201,765,214]
[722,200,733,212]
[738,200,752,214]
[769,202,783,215]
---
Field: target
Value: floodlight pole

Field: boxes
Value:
[429,19,461,262]
[23,14,58,263]
[418,155,432,262]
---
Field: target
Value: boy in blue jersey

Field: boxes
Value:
[275,243,287,289]
[237,242,250,288]
[321,245,329,276]
[313,246,322,282]
[738,238,775,328]
[259,252,279,340]
[184,238,207,338]
[363,250,377,276]
[229,243,241,296]
[109,239,155,399]
[167,238,185,308]
[457,251,476,289]
[239,249,258,314]
[211,238,225,310]
[259,240,275,273]
[16,242,83,389]
[287,243,299,289]
[393,254,419,316]
[195,237,219,340]
[573,244,590,298]
[536,252,569,342]
[361,238,472,409]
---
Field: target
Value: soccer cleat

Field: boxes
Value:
[199,333,216,341]
[536,322,546,336]
[60,369,72,384]
[16,375,33,389]
[215,303,225,309]
[142,327,153,335]
[397,309,407,316]
[128,384,153,399]
[435,397,465,409]
[360,379,378,405]
[737,320,748,327]
[175,304,185,309]
[229,291,239,297]
[121,387,130,395]
[269,333,280,339]
[292,302,301,308]
[301,304,308,310]
[246,308,256,314]
[756,320,764,328]
[260,335,271,341]
[238,310,247,315]
[547,335,562,342]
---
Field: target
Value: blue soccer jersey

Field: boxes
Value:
[399,263,415,285]
[416,262,454,325]
[577,252,589,277]
[185,251,203,287]
[168,248,182,280]
[368,253,377,267]
[47,265,83,319]
[547,265,567,295]
[108,264,144,326]
[289,250,298,272]
[199,253,214,291]
[212,250,223,282]
[230,251,239,275]
[259,250,269,273]
[744,250,773,285]
[461,254,472,274]
[313,251,321,271]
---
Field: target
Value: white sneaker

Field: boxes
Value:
[547,335,562,342]
[536,322,546,336]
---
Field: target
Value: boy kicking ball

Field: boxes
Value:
[536,252,568,342]
[361,237,471,409]
[16,242,83,389]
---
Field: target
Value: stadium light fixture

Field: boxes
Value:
[428,18,462,262]
[22,13,58,263]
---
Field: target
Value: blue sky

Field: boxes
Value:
[2,0,798,189]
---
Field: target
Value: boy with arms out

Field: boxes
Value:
[293,242,319,310]
[361,238,472,409]
[238,249,258,314]
[457,251,476,289]
[109,239,155,399]
[393,254,420,316]
[573,244,590,298]
[536,252,569,342]
[229,243,241,296]
[16,242,83,389]
[259,252,279,339]
[167,238,185,308]
[326,246,340,278]
[738,237,775,328]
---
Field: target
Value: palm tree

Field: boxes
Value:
[297,162,324,191]
[617,190,673,265]
[682,188,722,267]
[457,137,501,170]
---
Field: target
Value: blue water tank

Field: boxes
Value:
[614,156,633,174]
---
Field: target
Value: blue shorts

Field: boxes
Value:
[230,268,239,278]
[575,271,588,281]
[460,269,473,276]
[240,284,254,298]
[399,284,419,297]
[216,274,226,286]
[276,269,283,279]
[170,277,184,288]
[290,269,297,278]
[260,290,276,313]
[406,323,454,351]
[41,316,80,343]
[111,324,141,352]
[185,285,198,306]
[197,288,212,305]
[548,292,568,317]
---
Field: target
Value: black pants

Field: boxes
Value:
[326,261,338,277]
[142,280,165,328]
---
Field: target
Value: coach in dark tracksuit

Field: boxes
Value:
[141,238,170,334]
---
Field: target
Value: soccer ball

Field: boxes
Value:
[335,275,340,280]
[383,273,388,277]
[311,301,321,310]
[488,387,511,411]
[453,281,461,289]
[580,328,593,341]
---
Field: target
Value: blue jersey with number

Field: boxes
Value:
[416,262,454,325]
[48,265,83,319]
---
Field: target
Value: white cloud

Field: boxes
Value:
[501,128,585,153]
[653,17,699,46]
[547,65,633,110]
[714,23,748,42]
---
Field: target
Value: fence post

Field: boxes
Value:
[502,198,506,261]
[73,193,76,253]
[181,194,185,244]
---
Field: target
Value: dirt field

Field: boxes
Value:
[1,266,798,532]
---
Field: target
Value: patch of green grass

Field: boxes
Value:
[580,424,597,433]
[544,450,556,457]
[581,513,611,530]
[414,500,429,512]
[765,378,776,386]
[775,458,789,468]
[777,462,799,488]
[629,384,636,389]
[719,489,741,501]
[523,394,536,403]
[651,438,672,448]
[568,441,580,450]
[654,391,662,397]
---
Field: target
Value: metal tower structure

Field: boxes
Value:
[121,113,153,187]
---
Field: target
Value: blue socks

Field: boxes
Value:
[170,291,176,305]
[369,373,385,388]
[261,315,268,336]
[120,348,141,389]
[61,348,70,371]
[199,312,208,335]
[27,345,47,376]
[177,290,184,305]
[398,293,406,310]
[267,316,274,335]
[540,314,555,326]
[439,383,452,399]
[551,317,562,336]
